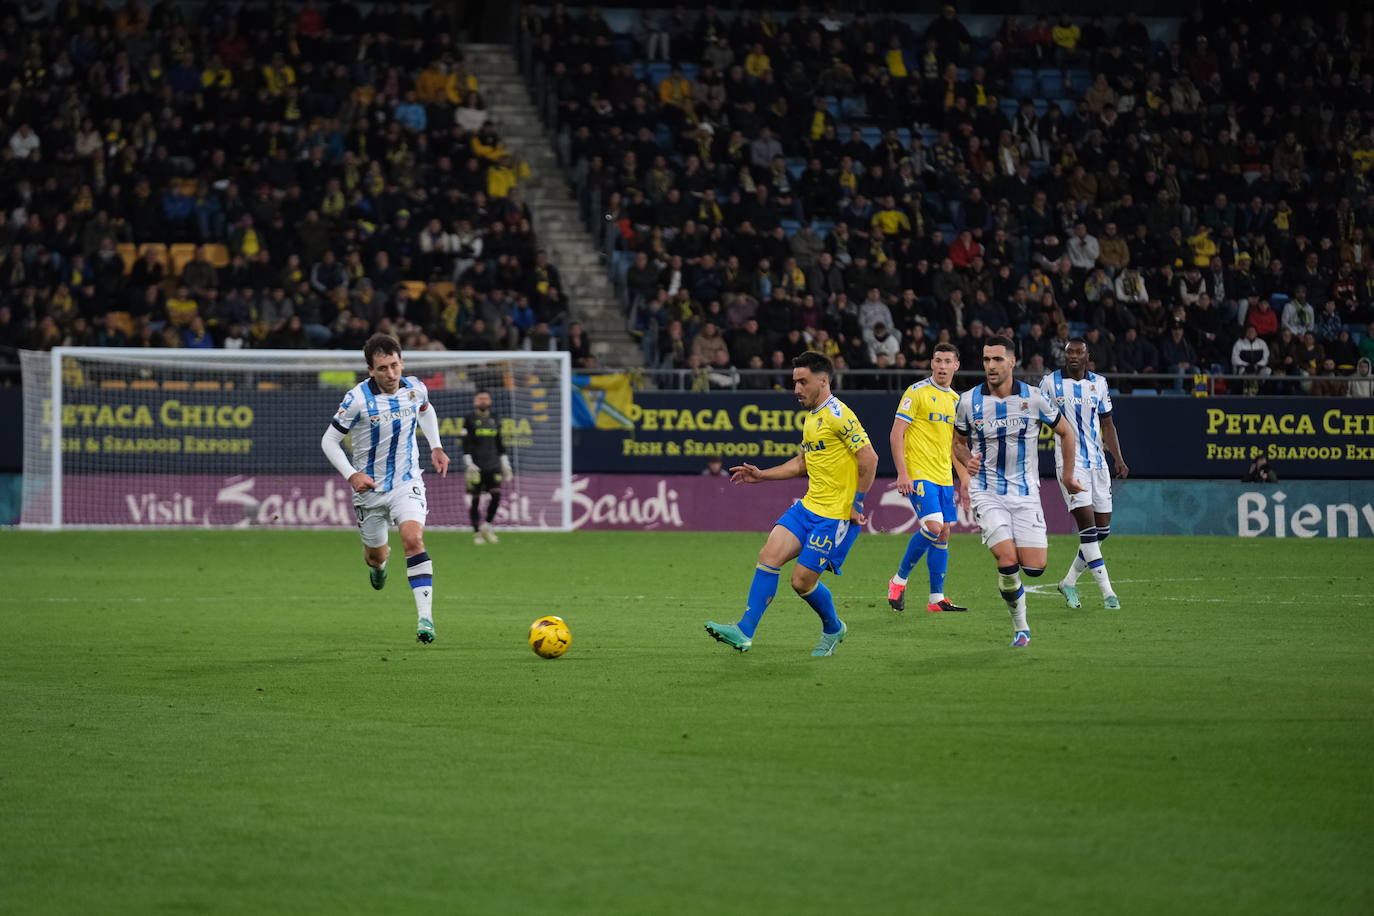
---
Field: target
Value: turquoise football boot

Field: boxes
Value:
[416,617,435,644]
[1056,582,1080,609]
[369,562,387,591]
[704,621,752,652]
[811,619,847,657]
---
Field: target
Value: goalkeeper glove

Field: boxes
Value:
[500,456,513,480]
[464,456,481,485]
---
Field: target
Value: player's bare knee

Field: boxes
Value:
[938,522,952,542]
[758,546,788,568]
[790,567,819,594]
[922,518,943,537]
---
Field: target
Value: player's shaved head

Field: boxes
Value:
[1064,338,1089,377]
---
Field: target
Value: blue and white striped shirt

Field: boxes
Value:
[1039,370,1113,471]
[331,376,430,492]
[955,381,1060,496]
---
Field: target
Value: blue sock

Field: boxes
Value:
[800,581,842,634]
[927,541,948,595]
[737,563,780,638]
[898,526,940,578]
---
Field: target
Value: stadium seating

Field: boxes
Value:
[0,3,573,364]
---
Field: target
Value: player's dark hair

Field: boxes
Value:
[474,388,491,398]
[933,342,959,357]
[791,350,833,378]
[984,335,1017,358]
[363,333,401,367]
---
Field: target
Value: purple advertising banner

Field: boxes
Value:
[46,474,1078,535]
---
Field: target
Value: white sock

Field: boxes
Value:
[1009,594,1028,631]
[1064,551,1087,585]
[407,554,434,621]
[892,573,908,586]
[1081,540,1115,596]
[1064,526,1095,585]
[997,569,1027,631]
[929,592,944,603]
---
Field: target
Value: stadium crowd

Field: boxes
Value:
[0,0,588,372]
[529,3,1374,393]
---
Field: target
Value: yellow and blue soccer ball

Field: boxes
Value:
[528,616,572,659]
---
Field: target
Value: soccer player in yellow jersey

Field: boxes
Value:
[886,343,971,614]
[705,352,878,656]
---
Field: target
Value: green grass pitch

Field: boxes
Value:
[1,530,1370,915]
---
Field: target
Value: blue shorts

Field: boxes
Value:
[908,480,956,523]
[776,502,861,575]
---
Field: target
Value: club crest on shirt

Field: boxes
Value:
[1021,401,1028,410]
[409,390,417,400]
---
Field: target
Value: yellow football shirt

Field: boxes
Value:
[800,395,871,520]
[895,379,958,486]
[871,208,911,236]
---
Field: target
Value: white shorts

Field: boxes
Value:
[1058,466,1114,513]
[969,491,1047,549]
[354,483,428,547]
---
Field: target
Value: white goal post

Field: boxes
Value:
[19,347,572,531]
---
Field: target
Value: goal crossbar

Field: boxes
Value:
[24,347,573,531]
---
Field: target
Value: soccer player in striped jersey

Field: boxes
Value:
[705,351,878,656]
[1039,338,1130,610]
[887,342,971,614]
[953,337,1082,648]
[321,334,451,644]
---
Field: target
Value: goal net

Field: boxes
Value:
[19,347,572,531]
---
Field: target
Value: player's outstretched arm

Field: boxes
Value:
[889,417,913,494]
[731,453,807,484]
[1101,414,1129,478]
[1052,415,1084,493]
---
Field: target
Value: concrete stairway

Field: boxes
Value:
[462,43,640,368]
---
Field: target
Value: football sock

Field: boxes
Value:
[1080,538,1115,595]
[406,552,433,621]
[1064,526,1097,585]
[998,564,1028,631]
[737,563,780,638]
[486,491,501,523]
[469,497,482,532]
[799,581,843,635]
[898,526,940,579]
[1097,525,1110,544]
[927,540,949,602]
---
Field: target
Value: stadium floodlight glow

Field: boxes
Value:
[20,347,572,532]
